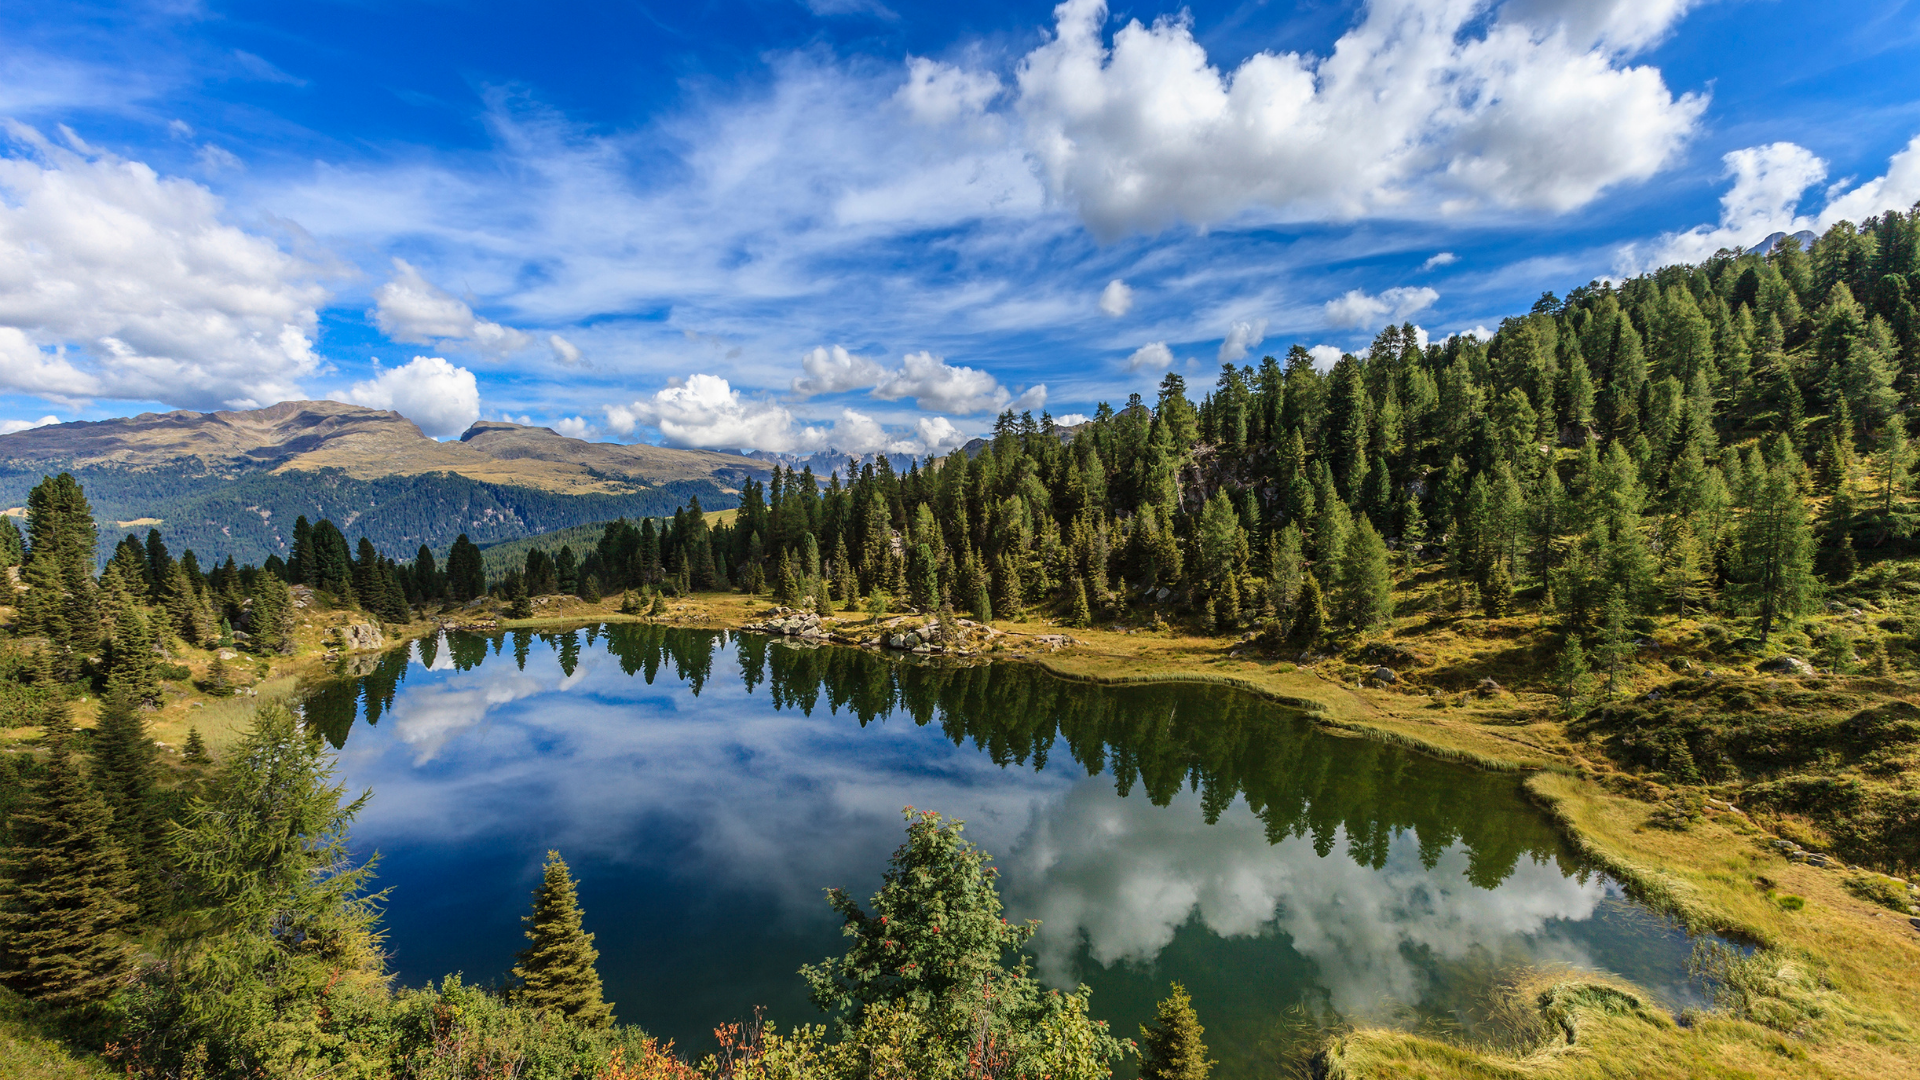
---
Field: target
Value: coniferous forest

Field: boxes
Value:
[3,217,1920,1077]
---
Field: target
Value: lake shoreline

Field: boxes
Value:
[454,593,1920,1078]
[45,589,1916,1079]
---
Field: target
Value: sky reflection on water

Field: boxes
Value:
[309,627,1701,1074]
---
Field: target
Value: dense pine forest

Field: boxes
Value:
[3,215,1920,1078]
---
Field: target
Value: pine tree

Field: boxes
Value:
[1269,524,1304,622]
[1873,413,1914,543]
[1481,556,1514,617]
[1292,573,1327,647]
[1139,982,1213,1080]
[1336,515,1393,631]
[183,726,211,765]
[1069,576,1092,628]
[508,576,533,619]
[0,707,135,1007]
[90,690,168,916]
[204,652,234,698]
[1733,462,1819,645]
[1597,590,1632,698]
[513,850,614,1028]
[1552,636,1592,719]
[1217,573,1241,630]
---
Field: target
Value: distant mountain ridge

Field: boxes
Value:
[0,400,771,495]
[0,401,766,566]
[1750,230,1819,256]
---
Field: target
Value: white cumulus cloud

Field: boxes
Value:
[1324,286,1438,330]
[553,415,593,440]
[872,350,1037,414]
[1421,252,1458,270]
[1218,318,1268,363]
[1633,133,1920,269]
[1099,279,1133,316]
[912,415,970,455]
[604,373,970,455]
[897,57,1002,126]
[0,127,327,409]
[372,258,534,354]
[0,413,59,435]
[791,344,888,397]
[1126,341,1173,372]
[1307,344,1345,370]
[1012,0,1705,237]
[342,356,481,439]
[605,374,830,452]
[1053,412,1089,427]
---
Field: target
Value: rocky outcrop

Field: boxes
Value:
[741,607,1076,658]
[334,623,385,652]
[1757,655,1816,677]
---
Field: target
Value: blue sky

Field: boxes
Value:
[1,0,1918,455]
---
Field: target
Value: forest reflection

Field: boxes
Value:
[304,624,1573,894]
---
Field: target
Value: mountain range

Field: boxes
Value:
[0,401,776,566]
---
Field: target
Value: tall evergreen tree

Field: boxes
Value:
[1734,462,1819,645]
[0,707,135,1007]
[1335,515,1393,631]
[513,850,614,1028]
[90,690,168,915]
[1552,636,1592,719]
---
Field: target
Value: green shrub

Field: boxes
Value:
[1841,874,1915,913]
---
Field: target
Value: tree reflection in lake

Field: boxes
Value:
[301,626,1701,1077]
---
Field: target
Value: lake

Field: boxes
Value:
[301,624,1704,1075]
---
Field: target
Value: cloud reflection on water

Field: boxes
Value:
[318,629,1693,1051]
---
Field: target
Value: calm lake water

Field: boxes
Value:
[303,625,1704,1075]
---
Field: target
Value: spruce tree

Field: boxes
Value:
[513,850,614,1028]
[1139,982,1213,1080]
[91,690,168,916]
[0,707,135,1007]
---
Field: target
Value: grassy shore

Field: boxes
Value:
[5,586,1918,1078]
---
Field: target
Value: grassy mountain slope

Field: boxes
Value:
[0,402,766,566]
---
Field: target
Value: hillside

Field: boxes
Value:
[0,402,766,566]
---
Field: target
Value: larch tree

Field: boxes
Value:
[513,850,614,1028]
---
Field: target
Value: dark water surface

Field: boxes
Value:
[303,625,1703,1075]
